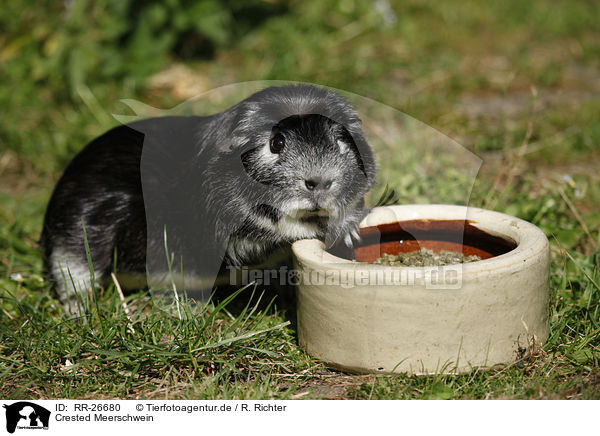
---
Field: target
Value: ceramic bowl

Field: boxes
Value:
[292,204,549,374]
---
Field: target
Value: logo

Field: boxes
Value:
[2,402,50,434]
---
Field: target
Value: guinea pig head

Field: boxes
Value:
[239,111,375,245]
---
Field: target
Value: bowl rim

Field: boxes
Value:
[292,204,549,277]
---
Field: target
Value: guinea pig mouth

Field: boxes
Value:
[294,208,330,224]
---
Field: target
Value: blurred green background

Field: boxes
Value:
[2,0,599,171]
[1,0,600,399]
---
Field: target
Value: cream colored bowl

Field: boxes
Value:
[292,204,549,374]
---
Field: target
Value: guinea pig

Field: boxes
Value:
[40,84,376,313]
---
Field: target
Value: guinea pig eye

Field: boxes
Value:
[270,133,285,154]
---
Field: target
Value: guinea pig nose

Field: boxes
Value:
[305,178,333,191]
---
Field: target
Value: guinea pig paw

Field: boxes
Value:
[343,228,361,248]
[343,233,353,247]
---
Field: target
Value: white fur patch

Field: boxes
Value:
[337,138,350,154]
[275,215,321,240]
[50,248,102,314]
[259,141,280,163]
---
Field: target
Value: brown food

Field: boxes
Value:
[373,249,481,266]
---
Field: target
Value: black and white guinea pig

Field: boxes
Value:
[41,84,376,310]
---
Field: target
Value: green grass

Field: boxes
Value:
[1,0,599,399]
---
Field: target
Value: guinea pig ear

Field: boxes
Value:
[337,124,375,183]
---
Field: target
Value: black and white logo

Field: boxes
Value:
[2,402,50,434]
